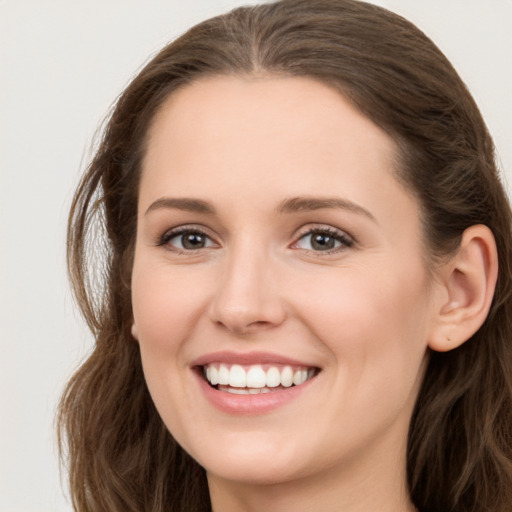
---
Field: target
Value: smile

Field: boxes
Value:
[203,363,317,394]
[192,353,321,414]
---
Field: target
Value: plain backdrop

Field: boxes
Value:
[1,1,511,511]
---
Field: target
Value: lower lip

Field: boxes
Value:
[194,370,316,415]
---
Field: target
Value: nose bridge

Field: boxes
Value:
[209,234,285,333]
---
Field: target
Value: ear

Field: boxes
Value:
[428,225,498,352]
[131,321,139,341]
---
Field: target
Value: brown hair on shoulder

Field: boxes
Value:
[59,1,512,511]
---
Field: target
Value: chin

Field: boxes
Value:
[185,430,313,486]
[203,454,305,486]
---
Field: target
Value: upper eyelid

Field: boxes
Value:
[292,223,355,242]
[158,224,219,245]
[162,223,215,236]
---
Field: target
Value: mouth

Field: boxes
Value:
[199,363,319,395]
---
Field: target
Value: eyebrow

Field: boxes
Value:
[278,196,376,222]
[144,195,376,222]
[145,197,216,216]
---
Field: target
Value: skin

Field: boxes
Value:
[130,75,472,512]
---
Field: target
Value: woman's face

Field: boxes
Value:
[131,76,438,487]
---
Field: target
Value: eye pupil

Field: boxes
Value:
[311,233,335,250]
[182,233,205,249]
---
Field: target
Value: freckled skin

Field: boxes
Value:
[131,76,436,512]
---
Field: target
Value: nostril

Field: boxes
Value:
[214,318,276,336]
[246,320,273,330]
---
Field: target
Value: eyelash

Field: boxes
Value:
[158,225,354,255]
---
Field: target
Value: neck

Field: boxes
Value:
[207,439,416,512]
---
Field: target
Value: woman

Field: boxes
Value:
[59,1,512,511]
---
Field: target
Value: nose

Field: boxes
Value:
[208,242,286,335]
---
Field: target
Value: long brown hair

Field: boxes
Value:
[59,1,512,511]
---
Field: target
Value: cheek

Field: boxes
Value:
[131,262,207,433]
[131,260,210,355]
[293,260,431,380]
[300,266,430,432]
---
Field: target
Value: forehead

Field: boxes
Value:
[147,75,395,153]
[143,76,398,185]
[140,75,419,231]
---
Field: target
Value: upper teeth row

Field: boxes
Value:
[204,364,315,388]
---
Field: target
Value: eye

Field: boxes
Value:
[160,228,217,251]
[293,227,354,253]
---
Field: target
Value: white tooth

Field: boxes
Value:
[308,368,315,380]
[218,364,230,385]
[205,366,211,381]
[229,365,247,387]
[281,366,293,387]
[248,388,261,394]
[227,387,250,394]
[293,369,309,385]
[266,367,280,387]
[209,365,218,385]
[260,387,270,393]
[247,366,266,388]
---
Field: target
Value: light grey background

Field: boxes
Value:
[1,1,510,511]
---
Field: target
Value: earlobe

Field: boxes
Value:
[428,225,498,352]
[131,322,139,341]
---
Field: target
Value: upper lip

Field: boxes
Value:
[191,350,319,368]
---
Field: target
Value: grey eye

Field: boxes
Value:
[311,233,339,251]
[165,230,216,250]
[297,232,341,251]
[294,228,353,253]
[181,232,207,249]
